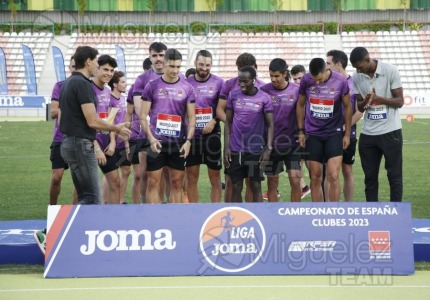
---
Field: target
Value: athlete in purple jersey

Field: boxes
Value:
[125,83,146,204]
[108,71,131,204]
[325,50,363,202]
[261,59,302,202]
[92,55,122,204]
[132,42,173,203]
[140,49,196,204]
[48,56,77,206]
[225,66,274,203]
[133,42,167,118]
[216,53,265,203]
[289,64,312,200]
[185,50,224,203]
[296,58,352,202]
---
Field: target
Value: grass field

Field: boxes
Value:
[0,119,429,293]
[0,119,429,220]
[1,272,430,300]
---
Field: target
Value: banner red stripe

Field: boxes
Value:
[45,205,74,260]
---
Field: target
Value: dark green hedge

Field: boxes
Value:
[0,21,423,35]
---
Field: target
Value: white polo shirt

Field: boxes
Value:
[352,61,402,135]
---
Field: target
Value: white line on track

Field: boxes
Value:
[403,141,430,145]
[1,285,430,292]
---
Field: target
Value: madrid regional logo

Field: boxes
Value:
[199,207,266,273]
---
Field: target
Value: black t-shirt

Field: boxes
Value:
[59,72,97,140]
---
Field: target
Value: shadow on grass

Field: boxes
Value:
[0,264,44,274]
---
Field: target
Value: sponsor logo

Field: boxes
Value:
[199,207,266,273]
[158,89,164,95]
[288,241,336,252]
[369,231,391,259]
[80,229,176,255]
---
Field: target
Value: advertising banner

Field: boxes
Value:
[0,48,7,95]
[0,95,49,108]
[44,203,414,278]
[21,45,37,95]
[52,46,66,82]
[115,45,126,74]
[403,92,430,108]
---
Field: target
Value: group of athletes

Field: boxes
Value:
[48,41,404,205]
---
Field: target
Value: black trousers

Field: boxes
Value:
[358,129,403,202]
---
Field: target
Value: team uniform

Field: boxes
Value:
[343,76,357,165]
[141,76,195,171]
[226,88,273,183]
[134,69,185,99]
[220,76,266,175]
[50,80,68,170]
[110,93,129,166]
[260,82,301,175]
[93,82,119,173]
[185,74,224,170]
[299,71,350,163]
[133,69,162,99]
[126,84,147,160]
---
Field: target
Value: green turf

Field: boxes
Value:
[0,272,429,300]
[0,119,429,219]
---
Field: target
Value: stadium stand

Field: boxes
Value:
[0,31,52,95]
[66,32,190,82]
[341,30,430,93]
[206,31,326,81]
[1,29,430,94]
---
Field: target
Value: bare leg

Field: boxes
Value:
[326,156,343,202]
[168,167,185,204]
[186,165,200,203]
[49,168,65,205]
[146,168,163,204]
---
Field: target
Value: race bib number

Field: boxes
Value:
[99,112,108,120]
[310,97,334,119]
[195,107,212,128]
[367,104,388,120]
[156,113,182,137]
[98,112,109,134]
